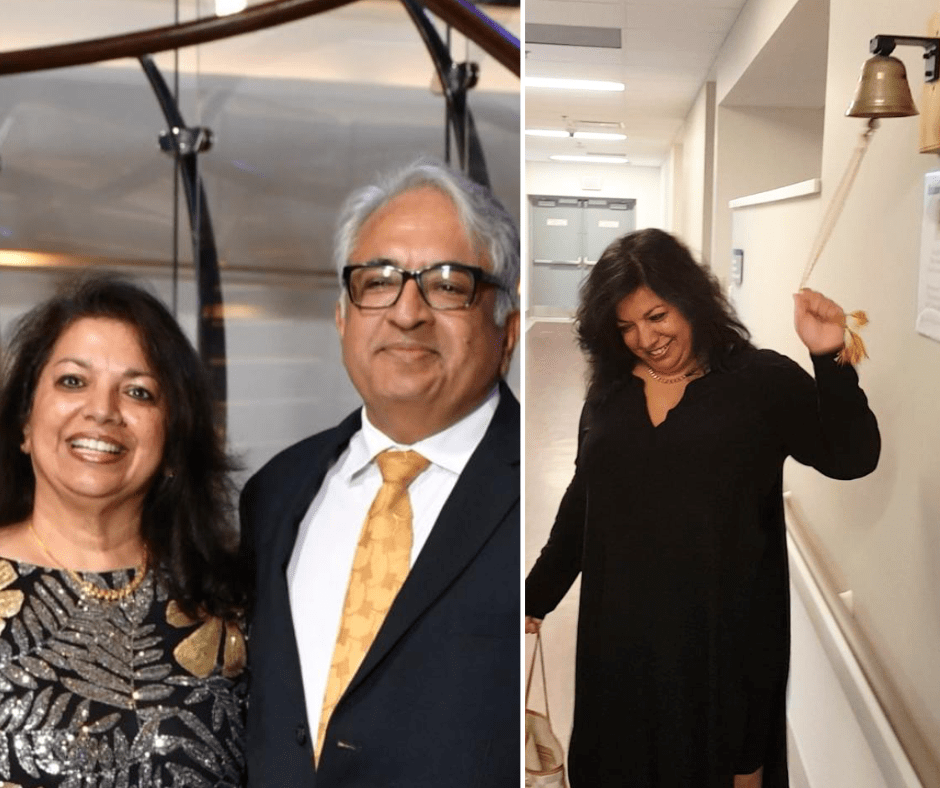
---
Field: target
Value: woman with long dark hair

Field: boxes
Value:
[526,229,880,788]
[0,274,249,787]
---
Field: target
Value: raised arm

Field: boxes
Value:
[760,290,880,478]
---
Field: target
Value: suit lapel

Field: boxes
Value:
[273,411,363,571]
[345,386,519,696]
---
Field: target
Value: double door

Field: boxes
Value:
[529,196,636,316]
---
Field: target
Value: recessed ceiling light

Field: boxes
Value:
[573,131,626,141]
[525,129,571,138]
[550,155,629,164]
[525,77,625,92]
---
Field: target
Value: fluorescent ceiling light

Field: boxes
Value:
[573,131,626,140]
[526,129,628,141]
[216,0,247,15]
[550,155,629,164]
[525,77,625,92]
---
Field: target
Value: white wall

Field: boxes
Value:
[672,81,715,261]
[525,161,664,228]
[726,0,940,768]
[712,105,824,283]
[807,0,940,759]
[713,0,801,106]
[666,141,683,234]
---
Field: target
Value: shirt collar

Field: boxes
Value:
[345,386,501,480]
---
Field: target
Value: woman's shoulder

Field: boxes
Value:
[724,346,802,376]
[718,347,813,397]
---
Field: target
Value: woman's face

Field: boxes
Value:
[21,317,167,515]
[616,285,696,376]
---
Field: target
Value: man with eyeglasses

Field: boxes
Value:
[240,159,520,788]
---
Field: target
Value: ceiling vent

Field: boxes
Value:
[525,24,621,49]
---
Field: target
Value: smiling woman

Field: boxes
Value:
[0,275,249,787]
[525,229,881,788]
[22,318,168,520]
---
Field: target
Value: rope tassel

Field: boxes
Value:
[836,311,869,366]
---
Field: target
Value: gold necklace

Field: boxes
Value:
[644,364,702,384]
[29,522,148,602]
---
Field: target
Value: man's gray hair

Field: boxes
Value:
[334,159,520,324]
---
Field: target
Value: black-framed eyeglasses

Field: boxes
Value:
[342,261,503,310]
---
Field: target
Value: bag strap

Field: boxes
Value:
[524,631,552,722]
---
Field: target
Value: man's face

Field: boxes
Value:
[336,186,518,443]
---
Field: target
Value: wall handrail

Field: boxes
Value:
[0,0,519,78]
[784,492,940,788]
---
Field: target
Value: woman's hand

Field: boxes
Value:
[793,288,846,355]
[525,616,543,634]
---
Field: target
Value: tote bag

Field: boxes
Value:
[525,632,568,788]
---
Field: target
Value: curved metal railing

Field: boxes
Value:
[0,0,519,77]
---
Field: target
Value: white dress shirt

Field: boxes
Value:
[286,386,500,741]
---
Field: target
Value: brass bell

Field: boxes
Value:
[846,54,918,117]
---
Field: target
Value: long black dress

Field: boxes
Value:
[525,348,880,788]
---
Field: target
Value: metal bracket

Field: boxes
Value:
[158,125,214,156]
[449,61,479,93]
[400,0,491,187]
[870,34,940,82]
[138,54,228,434]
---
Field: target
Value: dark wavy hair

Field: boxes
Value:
[577,229,753,399]
[0,274,247,620]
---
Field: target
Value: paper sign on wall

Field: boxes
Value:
[598,220,619,228]
[546,218,568,226]
[917,171,940,342]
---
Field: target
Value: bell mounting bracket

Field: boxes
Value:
[870,35,940,82]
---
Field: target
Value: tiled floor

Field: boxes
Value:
[524,318,585,746]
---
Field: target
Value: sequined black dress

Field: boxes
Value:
[0,558,247,788]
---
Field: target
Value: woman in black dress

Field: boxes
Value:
[525,229,880,788]
[0,275,249,787]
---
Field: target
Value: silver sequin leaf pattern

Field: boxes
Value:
[172,709,226,761]
[167,674,244,734]
[19,654,57,682]
[0,565,246,786]
[43,689,72,730]
[135,665,172,683]
[9,619,29,658]
[165,763,214,788]
[0,698,14,774]
[23,684,53,728]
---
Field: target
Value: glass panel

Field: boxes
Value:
[0,1,206,50]
[0,1,520,479]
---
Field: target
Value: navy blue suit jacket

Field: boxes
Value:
[240,383,520,787]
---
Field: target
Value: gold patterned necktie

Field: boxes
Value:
[316,449,430,759]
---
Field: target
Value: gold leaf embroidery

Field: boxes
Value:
[0,559,25,635]
[167,600,246,678]
[222,621,247,678]
[0,559,18,589]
